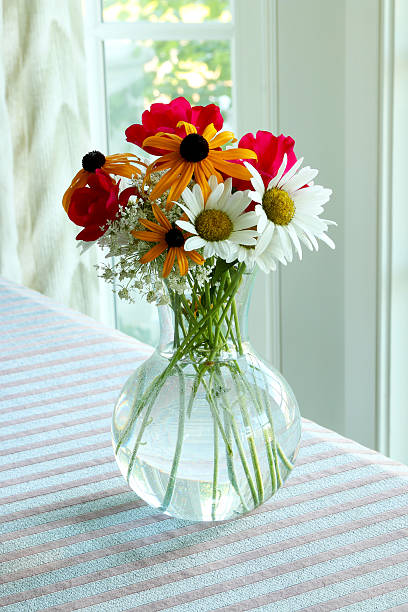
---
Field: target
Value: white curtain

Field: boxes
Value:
[0,0,100,318]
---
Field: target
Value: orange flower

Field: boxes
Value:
[132,204,204,278]
[143,122,257,206]
[62,151,144,213]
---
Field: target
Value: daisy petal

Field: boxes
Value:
[206,183,225,209]
[244,161,264,194]
[233,211,259,230]
[286,223,303,260]
[181,187,202,217]
[257,209,269,234]
[276,225,293,262]
[176,220,197,234]
[283,166,319,193]
[229,230,257,245]
[275,156,303,189]
[177,202,197,223]
[318,232,336,249]
[184,236,206,251]
[267,154,288,189]
[192,183,205,210]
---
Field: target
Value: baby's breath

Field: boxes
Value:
[95,173,202,305]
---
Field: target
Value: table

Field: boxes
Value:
[1,276,408,612]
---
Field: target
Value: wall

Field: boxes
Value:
[277,0,347,436]
[266,0,391,451]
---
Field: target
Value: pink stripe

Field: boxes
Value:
[3,489,408,599]
[0,455,114,493]
[0,354,138,390]
[2,367,131,414]
[1,368,133,404]
[217,552,408,612]
[0,328,90,350]
[13,499,408,610]
[299,577,408,611]
[3,400,116,427]
[0,336,130,364]
[0,485,127,524]
[0,312,68,329]
[0,469,121,509]
[0,450,361,529]
[0,305,55,317]
[0,412,111,443]
[0,436,319,478]
[0,426,108,458]
[0,321,75,339]
[0,497,142,545]
[0,470,395,565]
[0,347,148,377]
[0,440,111,474]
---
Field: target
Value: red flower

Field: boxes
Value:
[125,97,224,156]
[68,169,136,241]
[232,131,298,209]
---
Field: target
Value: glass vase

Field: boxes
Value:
[112,269,301,522]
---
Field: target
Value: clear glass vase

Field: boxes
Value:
[112,269,301,522]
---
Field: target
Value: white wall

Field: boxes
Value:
[390,0,408,463]
[277,0,346,437]
[247,0,397,453]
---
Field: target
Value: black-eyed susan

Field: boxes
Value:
[132,203,204,278]
[143,121,257,206]
[62,150,144,213]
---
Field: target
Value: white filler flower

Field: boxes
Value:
[176,176,258,261]
[245,156,336,262]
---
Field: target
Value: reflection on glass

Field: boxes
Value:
[104,36,232,344]
[102,0,232,23]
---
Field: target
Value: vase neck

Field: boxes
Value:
[157,268,256,361]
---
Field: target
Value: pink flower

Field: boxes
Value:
[125,97,224,156]
[232,131,298,210]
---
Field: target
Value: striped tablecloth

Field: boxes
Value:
[1,276,408,612]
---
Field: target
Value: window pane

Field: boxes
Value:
[102,0,232,23]
[104,38,232,153]
[104,38,232,344]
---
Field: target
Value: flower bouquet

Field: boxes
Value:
[63,97,335,521]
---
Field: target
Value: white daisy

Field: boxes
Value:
[176,176,258,261]
[231,224,287,273]
[245,156,336,262]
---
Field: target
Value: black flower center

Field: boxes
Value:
[165,226,185,248]
[82,150,106,172]
[179,134,209,162]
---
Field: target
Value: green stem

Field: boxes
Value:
[116,278,244,453]
[160,367,186,511]
[211,417,219,521]
[223,409,248,513]
[232,298,243,355]
[277,442,294,471]
[227,367,264,503]
[201,375,233,455]
[229,412,258,506]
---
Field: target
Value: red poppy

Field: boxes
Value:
[125,97,224,156]
[232,131,298,209]
[68,169,136,241]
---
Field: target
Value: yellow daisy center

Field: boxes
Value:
[262,188,295,225]
[195,209,233,242]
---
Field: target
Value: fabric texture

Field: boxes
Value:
[1,276,408,611]
[0,0,100,318]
